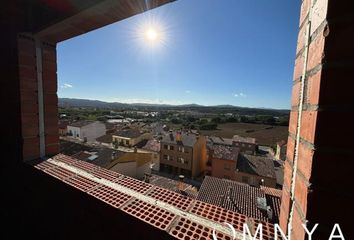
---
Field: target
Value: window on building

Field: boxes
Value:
[177,157,187,164]
[164,145,168,149]
[224,175,230,180]
[170,145,174,150]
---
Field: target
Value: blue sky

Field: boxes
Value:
[58,0,300,109]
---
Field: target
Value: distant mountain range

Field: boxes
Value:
[58,98,290,115]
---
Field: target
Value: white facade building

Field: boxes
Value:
[67,121,106,143]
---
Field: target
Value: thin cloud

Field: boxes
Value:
[61,83,73,89]
[234,92,247,98]
[185,90,191,94]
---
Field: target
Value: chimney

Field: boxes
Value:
[144,172,151,183]
[169,131,174,141]
[178,175,184,191]
[176,131,182,142]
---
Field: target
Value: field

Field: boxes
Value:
[200,122,288,146]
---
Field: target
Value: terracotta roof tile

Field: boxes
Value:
[197,176,281,223]
[34,154,276,239]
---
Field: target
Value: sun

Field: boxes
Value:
[130,13,171,51]
[145,28,158,42]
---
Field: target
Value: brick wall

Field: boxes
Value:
[280,0,354,238]
[17,34,59,161]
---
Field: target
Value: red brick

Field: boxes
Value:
[18,53,36,66]
[291,81,301,107]
[45,134,59,145]
[306,33,325,71]
[20,78,37,92]
[42,45,57,62]
[296,24,307,55]
[43,76,58,93]
[299,111,317,144]
[21,101,39,115]
[310,0,328,36]
[44,104,58,115]
[20,90,37,103]
[45,144,60,156]
[23,137,40,161]
[306,70,321,105]
[45,125,59,135]
[19,65,36,80]
[44,115,58,128]
[297,142,314,180]
[21,114,39,137]
[299,0,311,27]
[43,60,57,72]
[286,136,295,164]
[283,160,293,191]
[17,37,35,56]
[291,208,305,240]
[43,93,58,106]
[43,69,57,82]
[293,54,305,80]
[294,175,308,216]
[279,189,291,231]
[288,111,298,135]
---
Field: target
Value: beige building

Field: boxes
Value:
[275,140,287,161]
[112,128,151,147]
[160,131,207,179]
[107,151,153,180]
[232,135,257,154]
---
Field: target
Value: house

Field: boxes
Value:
[197,176,281,223]
[95,134,113,148]
[107,151,153,180]
[148,174,198,199]
[112,128,151,147]
[58,120,70,136]
[160,131,207,179]
[142,139,161,171]
[207,136,233,147]
[235,154,277,188]
[205,145,239,180]
[72,148,125,168]
[104,122,116,134]
[67,120,106,142]
[232,135,257,154]
[275,140,287,161]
